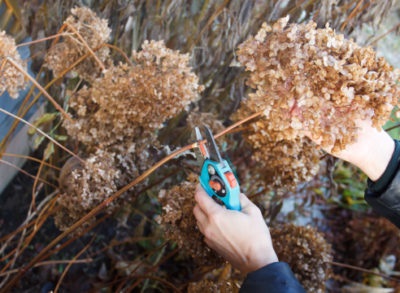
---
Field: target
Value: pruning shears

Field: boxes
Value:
[195,126,241,211]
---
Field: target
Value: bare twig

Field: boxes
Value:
[0,159,57,188]
[5,58,72,122]
[1,153,61,170]
[384,122,400,133]
[214,110,264,139]
[0,258,93,278]
[329,260,400,283]
[54,237,95,292]
[368,22,400,46]
[104,44,133,66]
[65,23,106,72]
[16,33,72,47]
[0,108,83,164]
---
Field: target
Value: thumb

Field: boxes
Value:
[239,193,260,215]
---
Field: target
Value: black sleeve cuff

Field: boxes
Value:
[367,139,400,195]
[240,262,305,293]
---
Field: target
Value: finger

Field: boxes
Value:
[193,204,208,226]
[239,193,261,215]
[195,184,224,216]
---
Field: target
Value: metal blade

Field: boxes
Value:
[204,126,223,163]
[195,127,203,141]
[195,126,209,159]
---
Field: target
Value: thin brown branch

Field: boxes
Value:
[385,122,400,132]
[328,260,400,283]
[193,0,231,49]
[340,0,365,32]
[5,58,72,122]
[16,33,72,48]
[104,43,133,66]
[0,67,45,155]
[54,237,95,292]
[0,159,57,189]
[65,23,106,72]
[368,23,400,46]
[1,153,61,171]
[31,162,45,211]
[0,258,93,278]
[129,275,181,292]
[0,108,84,164]
[214,110,263,139]
[0,196,57,247]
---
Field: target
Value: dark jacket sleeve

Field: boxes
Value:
[365,139,400,228]
[240,262,306,293]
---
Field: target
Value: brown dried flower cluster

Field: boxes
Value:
[237,16,399,152]
[64,40,203,150]
[250,130,320,190]
[187,264,243,292]
[55,150,137,231]
[45,7,111,81]
[186,111,231,150]
[186,111,225,134]
[235,105,321,191]
[270,224,332,292]
[53,9,203,231]
[0,31,27,98]
[157,176,223,268]
[332,215,400,275]
[188,278,241,293]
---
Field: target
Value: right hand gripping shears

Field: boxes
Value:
[195,126,241,211]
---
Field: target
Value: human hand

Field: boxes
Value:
[193,185,278,274]
[306,119,395,181]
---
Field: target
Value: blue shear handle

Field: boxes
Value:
[199,159,241,211]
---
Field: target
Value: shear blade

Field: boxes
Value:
[203,126,223,163]
[195,126,209,159]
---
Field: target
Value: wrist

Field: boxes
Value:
[332,124,395,181]
[245,239,279,273]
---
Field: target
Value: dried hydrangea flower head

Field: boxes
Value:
[55,149,136,231]
[64,40,203,150]
[252,136,321,191]
[186,111,225,135]
[0,31,27,98]
[238,16,399,152]
[157,176,223,268]
[45,7,111,81]
[188,279,240,293]
[332,215,400,281]
[271,224,332,292]
[234,104,321,191]
[185,110,234,148]
[187,264,242,293]
[187,264,243,292]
